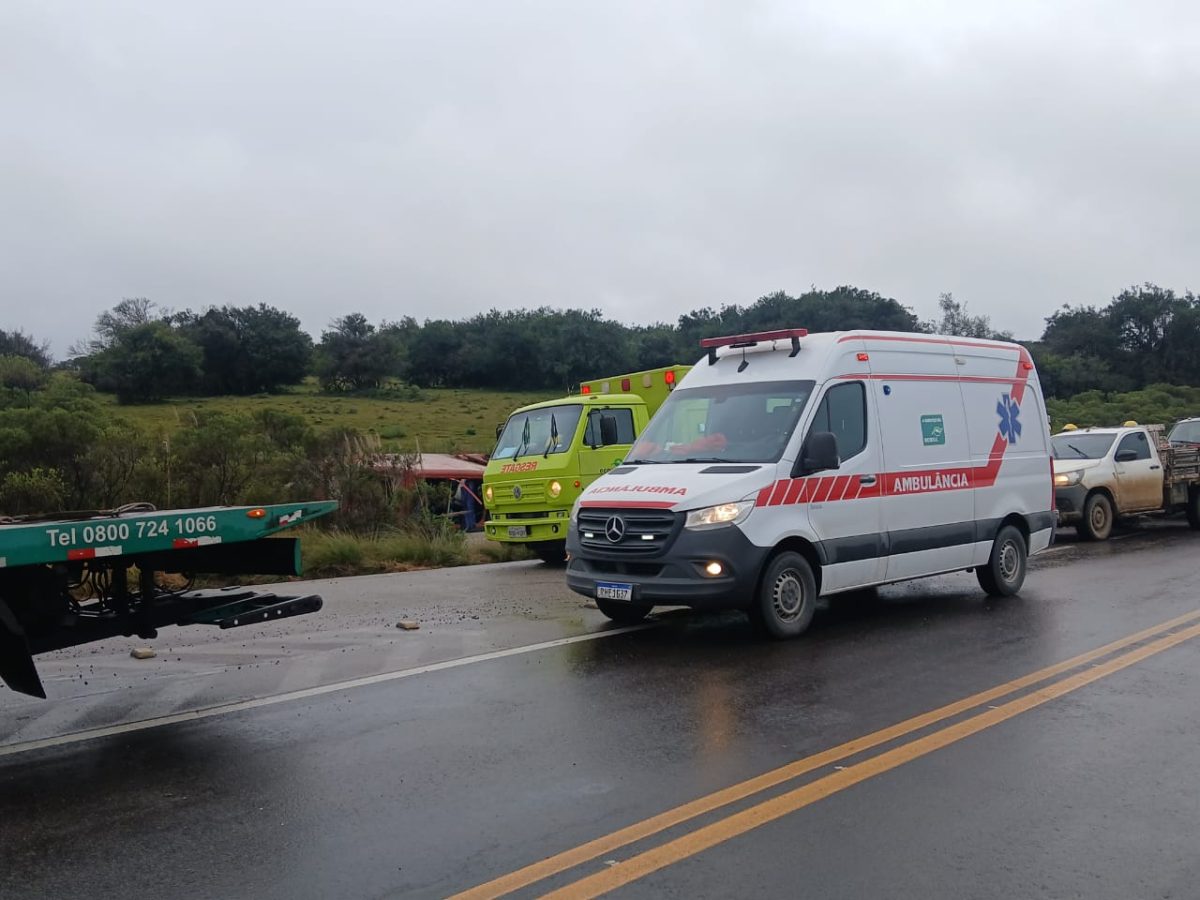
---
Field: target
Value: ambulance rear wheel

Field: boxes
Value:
[595,598,652,624]
[1078,493,1113,541]
[750,551,817,639]
[977,525,1027,597]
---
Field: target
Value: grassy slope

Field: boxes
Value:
[97,381,555,453]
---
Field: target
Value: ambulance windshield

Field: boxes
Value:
[628,380,815,464]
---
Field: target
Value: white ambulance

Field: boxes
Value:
[565,328,1055,636]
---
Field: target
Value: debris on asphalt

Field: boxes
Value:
[130,647,157,660]
[396,620,420,630]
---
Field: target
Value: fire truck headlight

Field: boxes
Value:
[685,501,753,530]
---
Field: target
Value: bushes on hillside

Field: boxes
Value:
[0,374,445,534]
[1046,384,1200,431]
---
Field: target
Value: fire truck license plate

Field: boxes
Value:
[507,526,528,538]
[596,582,634,602]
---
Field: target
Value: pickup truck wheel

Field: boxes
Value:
[1187,489,1200,530]
[594,597,652,624]
[1078,493,1113,541]
[750,551,817,639]
[977,525,1027,597]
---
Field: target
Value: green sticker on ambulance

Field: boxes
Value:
[921,414,946,446]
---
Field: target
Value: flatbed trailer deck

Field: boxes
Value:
[0,501,336,698]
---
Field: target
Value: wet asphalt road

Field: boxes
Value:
[2,522,1200,899]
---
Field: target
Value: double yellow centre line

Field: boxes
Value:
[453,609,1200,899]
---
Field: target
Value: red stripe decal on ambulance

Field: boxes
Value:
[784,479,805,504]
[767,480,790,506]
[836,475,856,501]
[813,478,835,503]
[753,346,1034,508]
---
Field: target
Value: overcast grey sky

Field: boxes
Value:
[3,0,1198,354]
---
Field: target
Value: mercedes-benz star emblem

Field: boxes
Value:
[604,516,626,543]
[513,485,522,500]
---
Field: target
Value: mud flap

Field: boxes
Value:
[0,598,46,699]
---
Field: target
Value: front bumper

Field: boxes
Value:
[484,510,571,543]
[1054,484,1089,524]
[566,522,769,609]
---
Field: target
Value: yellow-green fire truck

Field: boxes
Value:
[483,366,690,563]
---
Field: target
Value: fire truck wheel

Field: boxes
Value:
[750,551,817,639]
[531,542,567,565]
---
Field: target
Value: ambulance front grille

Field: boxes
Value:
[577,508,679,555]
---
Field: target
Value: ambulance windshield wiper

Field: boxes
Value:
[677,457,733,464]
[624,458,665,465]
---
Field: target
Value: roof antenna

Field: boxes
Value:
[738,348,749,373]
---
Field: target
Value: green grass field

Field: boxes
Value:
[96,381,555,453]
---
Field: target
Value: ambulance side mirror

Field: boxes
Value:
[795,431,840,477]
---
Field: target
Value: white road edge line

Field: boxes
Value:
[0,623,653,758]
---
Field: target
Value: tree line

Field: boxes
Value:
[3,282,1199,403]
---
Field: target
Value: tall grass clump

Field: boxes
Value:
[300,530,368,576]
[298,521,468,577]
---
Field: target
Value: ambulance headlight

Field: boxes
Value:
[685,501,754,530]
[1054,471,1082,488]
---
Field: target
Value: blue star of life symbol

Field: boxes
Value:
[997,393,1022,445]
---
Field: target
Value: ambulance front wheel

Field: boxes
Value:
[750,551,818,639]
[977,525,1027,597]
[595,598,653,624]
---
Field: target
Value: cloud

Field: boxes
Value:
[2,0,1198,354]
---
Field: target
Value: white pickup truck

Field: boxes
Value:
[1052,424,1200,540]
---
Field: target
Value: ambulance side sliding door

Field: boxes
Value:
[872,341,975,580]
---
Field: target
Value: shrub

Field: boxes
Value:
[0,468,68,516]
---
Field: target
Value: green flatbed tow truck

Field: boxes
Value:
[0,500,337,698]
